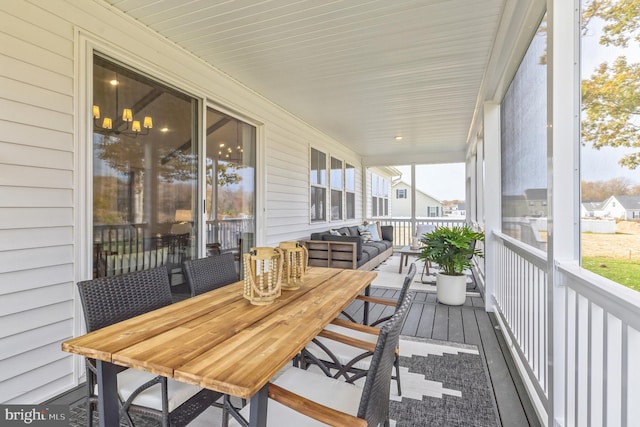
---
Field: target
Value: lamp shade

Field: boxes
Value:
[175,209,192,222]
[122,108,133,122]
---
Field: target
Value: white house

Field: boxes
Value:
[601,195,640,219]
[391,180,443,218]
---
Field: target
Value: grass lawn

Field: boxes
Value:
[582,257,640,292]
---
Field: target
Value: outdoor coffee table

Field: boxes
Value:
[398,245,422,274]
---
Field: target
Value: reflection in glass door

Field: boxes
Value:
[92,55,198,280]
[205,107,256,275]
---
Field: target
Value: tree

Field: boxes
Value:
[581,0,640,169]
[581,177,637,200]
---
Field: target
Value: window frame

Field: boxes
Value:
[310,147,327,223]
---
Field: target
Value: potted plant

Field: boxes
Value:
[418,224,484,305]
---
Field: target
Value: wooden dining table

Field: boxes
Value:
[62,267,377,427]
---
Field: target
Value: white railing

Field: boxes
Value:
[493,231,640,426]
[493,232,549,416]
[557,264,640,427]
[370,217,466,247]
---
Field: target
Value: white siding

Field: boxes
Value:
[0,0,364,403]
[0,0,76,403]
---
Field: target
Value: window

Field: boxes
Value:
[371,173,390,217]
[205,107,256,257]
[310,148,327,222]
[345,163,356,219]
[500,15,548,251]
[396,189,407,199]
[330,157,343,220]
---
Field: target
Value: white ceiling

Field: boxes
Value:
[104,0,507,165]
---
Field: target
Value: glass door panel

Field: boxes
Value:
[205,107,256,275]
[92,55,198,279]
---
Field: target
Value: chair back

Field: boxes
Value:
[77,266,173,332]
[415,224,435,240]
[396,262,416,311]
[357,290,414,425]
[182,252,238,296]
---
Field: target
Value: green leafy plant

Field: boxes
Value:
[418,225,484,276]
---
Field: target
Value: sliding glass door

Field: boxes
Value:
[204,107,256,267]
[92,55,199,279]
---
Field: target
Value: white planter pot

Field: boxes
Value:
[436,272,467,306]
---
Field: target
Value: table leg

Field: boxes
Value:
[398,254,404,274]
[249,384,269,427]
[363,285,370,325]
[96,360,120,427]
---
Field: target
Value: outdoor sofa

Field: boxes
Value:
[304,224,393,271]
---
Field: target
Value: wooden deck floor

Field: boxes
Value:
[343,283,542,427]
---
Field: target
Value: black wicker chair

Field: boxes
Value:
[226,290,414,427]
[300,263,417,396]
[182,252,238,297]
[77,266,222,427]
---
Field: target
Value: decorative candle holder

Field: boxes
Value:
[243,247,284,305]
[278,241,309,290]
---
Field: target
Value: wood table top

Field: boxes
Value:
[62,267,377,399]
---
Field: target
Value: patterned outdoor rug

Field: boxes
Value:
[69,337,499,427]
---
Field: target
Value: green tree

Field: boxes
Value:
[582,0,640,169]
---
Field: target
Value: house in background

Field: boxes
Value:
[581,200,607,218]
[443,201,466,218]
[601,195,640,219]
[391,180,443,217]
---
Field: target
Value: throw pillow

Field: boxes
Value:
[358,227,373,242]
[329,229,342,236]
[375,221,383,241]
[360,223,381,241]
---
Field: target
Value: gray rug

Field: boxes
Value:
[390,337,500,427]
[69,338,499,427]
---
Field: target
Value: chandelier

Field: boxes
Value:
[92,76,152,137]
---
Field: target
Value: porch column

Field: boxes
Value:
[548,0,580,425]
[483,102,501,313]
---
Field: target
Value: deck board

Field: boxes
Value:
[363,284,541,427]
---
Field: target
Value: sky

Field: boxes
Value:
[395,164,465,201]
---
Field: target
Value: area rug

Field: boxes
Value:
[390,337,500,426]
[68,337,499,427]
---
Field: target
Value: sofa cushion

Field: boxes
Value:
[347,226,360,237]
[356,251,370,268]
[336,227,351,236]
[380,225,394,242]
[365,241,388,254]
[361,245,379,260]
[311,231,331,240]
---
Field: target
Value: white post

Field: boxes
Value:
[548,0,580,425]
[483,102,501,312]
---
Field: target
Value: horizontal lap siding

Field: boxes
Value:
[0,1,75,403]
[0,0,365,404]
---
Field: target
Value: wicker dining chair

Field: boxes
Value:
[226,290,414,427]
[300,263,417,396]
[182,252,238,297]
[77,266,222,427]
